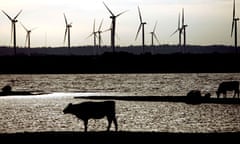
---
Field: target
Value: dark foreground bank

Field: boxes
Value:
[1,53,240,73]
[0,131,239,144]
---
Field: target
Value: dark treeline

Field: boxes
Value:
[0,52,240,73]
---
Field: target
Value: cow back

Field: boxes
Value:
[65,101,116,120]
[218,81,239,92]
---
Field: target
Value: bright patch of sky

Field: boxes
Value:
[0,0,239,47]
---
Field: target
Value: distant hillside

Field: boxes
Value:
[0,52,239,73]
[0,45,237,56]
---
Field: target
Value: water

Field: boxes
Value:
[0,73,240,133]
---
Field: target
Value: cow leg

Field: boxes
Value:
[237,89,240,99]
[84,120,88,132]
[113,117,118,131]
[107,117,112,131]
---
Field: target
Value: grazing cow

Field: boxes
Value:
[186,90,202,104]
[63,101,118,132]
[216,81,239,98]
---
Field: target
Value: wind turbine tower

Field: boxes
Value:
[135,6,147,54]
[2,10,22,56]
[182,8,188,53]
[231,0,239,54]
[103,2,127,53]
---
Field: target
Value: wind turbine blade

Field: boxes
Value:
[182,8,184,27]
[135,24,142,40]
[153,33,160,44]
[101,38,104,45]
[25,34,28,47]
[2,10,13,21]
[94,33,98,41]
[178,12,180,29]
[231,0,235,37]
[20,22,28,32]
[30,27,38,31]
[116,10,128,17]
[63,13,68,25]
[138,6,143,23]
[231,20,234,37]
[103,28,111,32]
[64,28,67,43]
[93,19,96,32]
[103,2,114,16]
[86,33,94,39]
[115,32,120,40]
[98,19,104,31]
[14,10,22,20]
[170,29,178,37]
[153,21,157,32]
[233,0,235,19]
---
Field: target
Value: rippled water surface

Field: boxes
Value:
[0,74,240,133]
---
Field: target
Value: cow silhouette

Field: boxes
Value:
[63,101,118,132]
[216,81,239,98]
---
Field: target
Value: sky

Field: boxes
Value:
[0,0,239,47]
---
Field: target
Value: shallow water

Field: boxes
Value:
[0,74,240,133]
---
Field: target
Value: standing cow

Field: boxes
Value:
[216,81,239,98]
[63,101,118,132]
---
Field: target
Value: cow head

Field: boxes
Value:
[63,103,73,114]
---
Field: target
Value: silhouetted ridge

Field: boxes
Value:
[0,53,240,73]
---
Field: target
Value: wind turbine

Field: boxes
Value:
[170,12,182,48]
[181,8,188,53]
[63,13,72,54]
[2,10,22,56]
[97,19,104,48]
[150,21,160,46]
[103,1,127,53]
[20,22,37,56]
[231,0,239,54]
[87,19,97,47]
[96,20,111,49]
[135,6,147,54]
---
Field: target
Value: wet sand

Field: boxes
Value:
[0,74,240,143]
[1,93,240,133]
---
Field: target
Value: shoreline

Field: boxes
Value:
[1,91,240,104]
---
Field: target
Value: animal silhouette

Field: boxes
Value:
[63,101,118,132]
[216,81,239,98]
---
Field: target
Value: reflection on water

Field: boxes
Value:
[0,74,240,133]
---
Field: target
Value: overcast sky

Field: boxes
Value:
[0,0,239,47]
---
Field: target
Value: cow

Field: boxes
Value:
[63,101,118,132]
[216,81,239,98]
